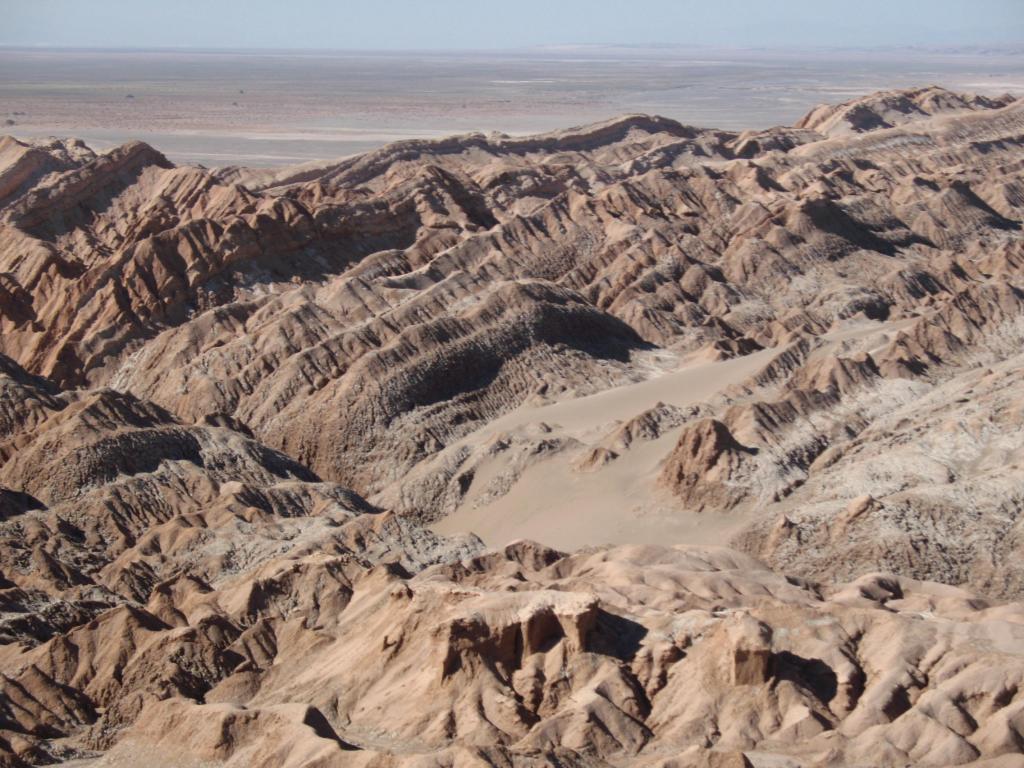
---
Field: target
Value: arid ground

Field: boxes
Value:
[3,46,1023,165]
[2,69,1024,767]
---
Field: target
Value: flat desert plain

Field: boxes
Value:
[2,46,1023,165]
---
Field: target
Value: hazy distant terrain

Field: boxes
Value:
[2,46,1022,165]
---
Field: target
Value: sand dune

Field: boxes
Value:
[435,348,776,548]
[433,319,921,550]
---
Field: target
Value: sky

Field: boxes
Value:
[2,0,1022,50]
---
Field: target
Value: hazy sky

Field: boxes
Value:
[3,0,1022,50]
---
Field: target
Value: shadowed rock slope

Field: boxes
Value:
[1,88,1024,766]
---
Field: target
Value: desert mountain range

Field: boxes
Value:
[0,86,1023,767]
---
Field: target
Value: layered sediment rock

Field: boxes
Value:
[1,88,1024,766]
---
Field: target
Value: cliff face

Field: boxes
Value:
[1,88,1024,766]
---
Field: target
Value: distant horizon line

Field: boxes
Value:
[1,42,1022,56]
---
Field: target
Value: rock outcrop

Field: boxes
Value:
[796,85,1016,136]
[659,419,754,511]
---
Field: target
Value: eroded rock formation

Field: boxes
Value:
[1,88,1024,766]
